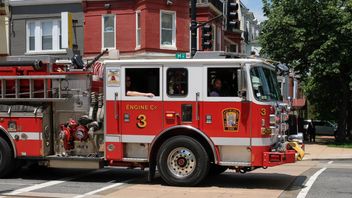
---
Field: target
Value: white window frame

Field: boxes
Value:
[136,11,141,49]
[203,65,243,102]
[224,37,239,53]
[160,10,177,50]
[212,24,216,51]
[26,19,64,54]
[121,66,163,101]
[216,26,222,51]
[102,14,116,50]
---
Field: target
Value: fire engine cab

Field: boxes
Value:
[0,52,304,186]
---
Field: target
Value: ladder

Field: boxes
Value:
[0,75,69,102]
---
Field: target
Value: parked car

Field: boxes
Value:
[304,120,337,136]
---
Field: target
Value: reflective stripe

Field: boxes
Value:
[9,132,41,141]
[122,135,155,143]
[252,138,274,146]
[106,134,273,146]
[211,137,273,146]
[105,135,121,142]
[105,135,154,143]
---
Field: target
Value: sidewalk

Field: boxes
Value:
[303,137,352,160]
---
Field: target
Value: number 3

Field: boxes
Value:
[137,114,147,128]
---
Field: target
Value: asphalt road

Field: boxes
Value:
[0,166,146,198]
[0,159,350,198]
[305,160,352,198]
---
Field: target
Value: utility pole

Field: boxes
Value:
[190,0,197,58]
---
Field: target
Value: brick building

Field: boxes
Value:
[0,0,9,56]
[83,0,189,59]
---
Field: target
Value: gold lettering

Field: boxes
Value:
[126,105,153,111]
[150,105,157,110]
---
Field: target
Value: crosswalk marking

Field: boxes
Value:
[73,178,135,198]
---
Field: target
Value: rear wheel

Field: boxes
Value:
[157,136,210,186]
[0,138,15,178]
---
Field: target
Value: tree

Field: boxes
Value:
[260,0,352,142]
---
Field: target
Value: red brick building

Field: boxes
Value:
[196,0,224,51]
[83,0,189,59]
[82,0,242,59]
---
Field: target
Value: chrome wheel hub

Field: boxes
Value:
[167,147,196,178]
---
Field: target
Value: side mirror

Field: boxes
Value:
[237,69,247,99]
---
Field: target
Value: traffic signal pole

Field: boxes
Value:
[191,0,197,58]
[190,0,230,57]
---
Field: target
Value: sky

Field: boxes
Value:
[241,0,266,22]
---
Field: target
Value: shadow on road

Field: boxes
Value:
[131,172,308,190]
[5,166,308,190]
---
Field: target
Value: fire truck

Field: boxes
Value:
[0,52,304,186]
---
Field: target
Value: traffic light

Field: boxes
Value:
[226,0,240,30]
[202,25,213,50]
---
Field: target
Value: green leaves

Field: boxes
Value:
[260,0,352,127]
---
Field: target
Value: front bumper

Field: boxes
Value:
[263,142,305,167]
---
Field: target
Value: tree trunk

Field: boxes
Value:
[347,102,352,141]
[335,74,350,142]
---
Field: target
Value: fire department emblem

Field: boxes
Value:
[107,69,120,87]
[222,108,240,132]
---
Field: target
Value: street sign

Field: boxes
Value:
[176,53,187,59]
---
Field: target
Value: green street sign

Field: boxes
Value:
[176,53,187,59]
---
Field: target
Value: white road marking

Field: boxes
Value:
[73,178,134,198]
[4,177,75,196]
[297,167,327,198]
[328,161,334,164]
[1,169,111,196]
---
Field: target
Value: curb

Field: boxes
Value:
[303,158,352,161]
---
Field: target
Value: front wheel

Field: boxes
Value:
[0,138,15,178]
[157,136,210,186]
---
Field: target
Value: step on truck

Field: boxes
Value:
[0,52,304,186]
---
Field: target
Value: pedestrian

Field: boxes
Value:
[308,122,316,142]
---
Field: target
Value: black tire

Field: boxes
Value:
[157,135,210,186]
[0,138,15,178]
[209,164,228,176]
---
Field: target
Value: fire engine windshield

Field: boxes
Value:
[250,66,282,101]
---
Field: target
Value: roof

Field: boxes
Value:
[104,58,275,69]
[9,0,81,6]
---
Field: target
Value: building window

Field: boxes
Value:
[28,22,35,51]
[42,21,53,50]
[136,11,141,48]
[160,11,176,48]
[102,15,116,49]
[26,19,61,53]
[167,68,188,97]
[229,44,238,53]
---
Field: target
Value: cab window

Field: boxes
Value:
[167,68,188,97]
[125,68,160,96]
[207,68,239,97]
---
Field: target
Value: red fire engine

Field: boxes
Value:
[0,52,304,186]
